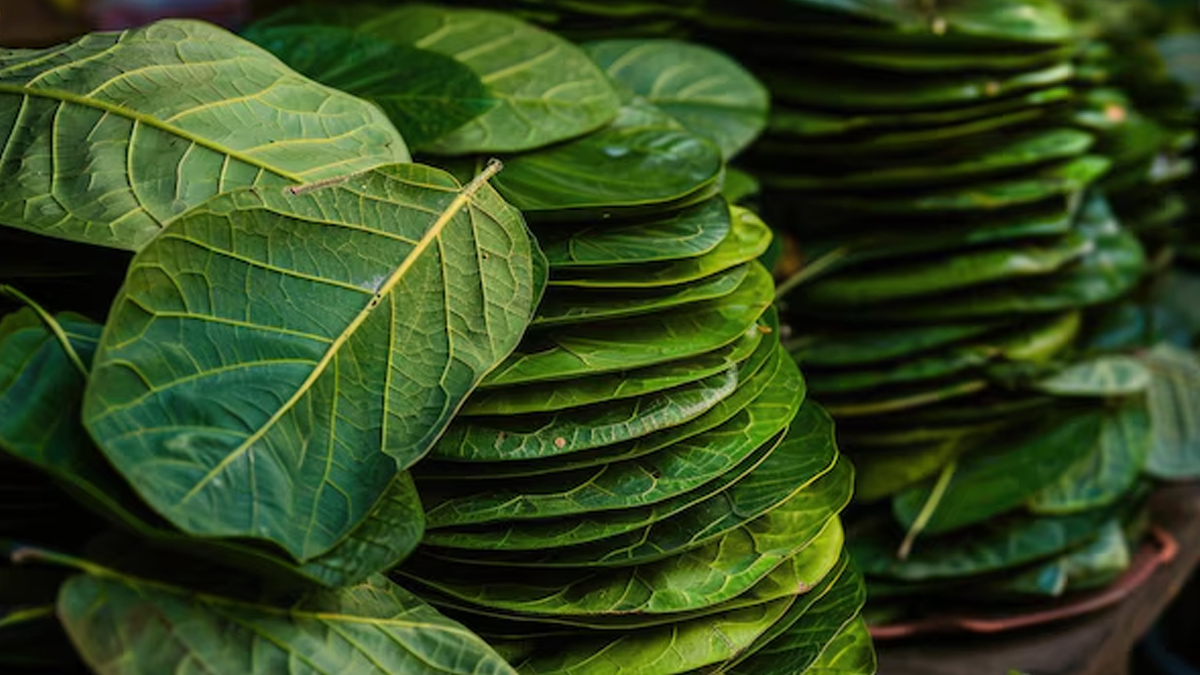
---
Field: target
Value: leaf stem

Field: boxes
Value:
[774,246,851,300]
[897,459,957,560]
[0,285,88,377]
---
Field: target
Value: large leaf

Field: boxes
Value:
[1029,401,1151,514]
[1034,356,1152,397]
[241,24,496,149]
[1140,344,1200,480]
[83,163,538,561]
[852,507,1113,581]
[0,309,428,588]
[58,570,517,675]
[892,406,1106,535]
[353,4,620,154]
[0,20,409,251]
[583,39,769,158]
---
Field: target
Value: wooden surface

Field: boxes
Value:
[0,0,87,47]
[877,482,1200,675]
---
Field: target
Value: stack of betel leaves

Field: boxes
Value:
[243,4,874,672]
[1060,0,1196,252]
[413,0,1199,623]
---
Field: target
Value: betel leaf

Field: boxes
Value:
[852,507,1114,582]
[423,351,803,527]
[58,569,518,675]
[241,24,496,149]
[483,262,773,387]
[549,206,771,289]
[892,406,1106,535]
[1029,401,1152,514]
[0,20,409,252]
[0,308,427,588]
[82,163,539,561]
[534,263,748,327]
[352,4,620,154]
[536,196,732,268]
[403,515,844,618]
[461,323,764,416]
[1140,344,1200,480]
[480,101,724,218]
[432,367,737,462]
[1034,356,1152,397]
[583,39,769,159]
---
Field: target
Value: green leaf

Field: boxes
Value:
[58,571,518,675]
[423,351,804,527]
[482,101,724,218]
[0,20,409,251]
[0,308,429,588]
[1034,356,1152,397]
[1140,344,1200,479]
[351,5,621,154]
[762,62,1074,112]
[583,39,769,158]
[1029,401,1152,514]
[800,231,1093,306]
[432,367,738,462]
[892,407,1106,535]
[403,514,844,617]
[537,196,731,269]
[83,163,538,561]
[851,507,1115,582]
[534,263,748,327]
[483,262,773,387]
[427,429,847,568]
[549,206,771,289]
[462,322,764,415]
[766,128,1094,191]
[799,617,876,674]
[241,24,496,149]
[793,321,1004,367]
[725,563,867,675]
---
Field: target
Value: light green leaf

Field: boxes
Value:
[0,20,409,251]
[59,571,517,675]
[83,163,538,561]
[1035,357,1152,397]
[583,39,769,159]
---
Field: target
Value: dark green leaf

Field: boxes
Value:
[1140,344,1200,479]
[241,24,496,148]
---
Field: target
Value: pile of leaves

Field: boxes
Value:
[0,6,874,674]
[420,0,1200,623]
[244,5,874,672]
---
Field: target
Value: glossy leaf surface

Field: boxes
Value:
[584,39,769,158]
[83,163,538,560]
[0,20,409,251]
